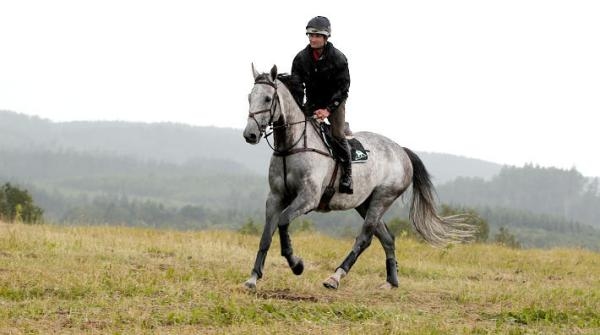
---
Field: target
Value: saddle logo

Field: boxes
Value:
[354,150,367,160]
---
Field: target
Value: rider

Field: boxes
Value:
[292,16,353,194]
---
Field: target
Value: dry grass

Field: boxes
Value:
[1,222,599,334]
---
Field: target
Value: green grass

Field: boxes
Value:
[1,222,599,334]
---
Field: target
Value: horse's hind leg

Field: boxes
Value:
[323,199,376,289]
[373,222,399,288]
[323,222,375,290]
[324,192,398,289]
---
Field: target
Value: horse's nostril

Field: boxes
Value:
[245,132,258,143]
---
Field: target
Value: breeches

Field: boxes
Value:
[329,101,347,140]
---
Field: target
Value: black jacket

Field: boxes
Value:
[291,42,350,113]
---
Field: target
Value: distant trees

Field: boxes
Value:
[493,227,521,249]
[437,165,600,229]
[291,219,316,233]
[238,218,316,236]
[239,218,260,235]
[0,183,43,223]
[387,217,417,239]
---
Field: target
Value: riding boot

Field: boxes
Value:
[331,137,353,194]
[340,159,353,194]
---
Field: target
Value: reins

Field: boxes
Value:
[250,79,331,158]
[264,121,307,156]
[249,77,337,202]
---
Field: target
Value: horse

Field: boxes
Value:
[242,64,474,290]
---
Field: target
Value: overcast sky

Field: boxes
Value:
[1,1,599,177]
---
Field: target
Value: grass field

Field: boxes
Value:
[1,222,599,334]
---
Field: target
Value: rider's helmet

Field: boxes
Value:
[306,16,331,37]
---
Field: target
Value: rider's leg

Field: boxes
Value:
[329,102,353,194]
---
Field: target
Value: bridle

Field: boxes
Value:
[247,79,309,155]
[246,76,336,199]
[247,79,279,134]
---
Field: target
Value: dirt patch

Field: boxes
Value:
[254,289,328,303]
[80,320,109,330]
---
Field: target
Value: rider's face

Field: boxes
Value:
[307,33,326,49]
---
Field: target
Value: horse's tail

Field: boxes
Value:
[403,147,475,246]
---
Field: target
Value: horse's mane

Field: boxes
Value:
[255,72,304,109]
[276,74,304,108]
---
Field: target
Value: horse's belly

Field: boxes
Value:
[319,139,410,211]
[321,163,384,211]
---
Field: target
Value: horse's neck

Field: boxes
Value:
[277,82,305,125]
[273,83,312,150]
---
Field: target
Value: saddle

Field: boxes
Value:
[317,122,369,163]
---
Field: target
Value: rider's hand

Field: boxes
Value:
[314,108,330,121]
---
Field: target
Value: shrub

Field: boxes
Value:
[238,218,260,235]
[0,183,44,223]
[494,226,521,249]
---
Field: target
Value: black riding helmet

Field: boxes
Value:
[306,16,331,37]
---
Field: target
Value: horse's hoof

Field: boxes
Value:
[378,282,394,290]
[291,258,304,275]
[244,280,256,290]
[323,276,339,290]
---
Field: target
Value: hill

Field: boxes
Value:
[2,110,600,250]
[437,165,600,229]
[0,110,501,182]
[0,110,269,174]
[1,223,598,334]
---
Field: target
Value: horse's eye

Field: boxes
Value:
[265,96,272,103]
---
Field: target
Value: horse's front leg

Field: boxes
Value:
[244,194,286,289]
[278,191,318,276]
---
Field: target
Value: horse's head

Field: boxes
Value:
[244,64,281,144]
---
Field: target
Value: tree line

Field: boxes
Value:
[437,164,600,228]
[6,179,600,250]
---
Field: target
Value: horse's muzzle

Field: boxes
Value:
[243,131,261,144]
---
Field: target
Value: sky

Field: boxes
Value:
[1,0,599,177]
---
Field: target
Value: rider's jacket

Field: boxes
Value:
[291,42,350,114]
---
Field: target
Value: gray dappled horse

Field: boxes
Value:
[243,65,474,290]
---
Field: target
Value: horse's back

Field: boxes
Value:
[324,131,413,211]
[353,131,411,173]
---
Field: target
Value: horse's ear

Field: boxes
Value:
[270,65,278,81]
[252,63,259,80]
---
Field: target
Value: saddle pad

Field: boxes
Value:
[317,121,369,163]
[349,138,369,163]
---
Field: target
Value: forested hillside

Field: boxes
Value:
[1,110,600,250]
[0,149,267,228]
[0,110,500,182]
[437,165,600,228]
[0,110,270,174]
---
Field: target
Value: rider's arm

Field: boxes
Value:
[327,54,350,113]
